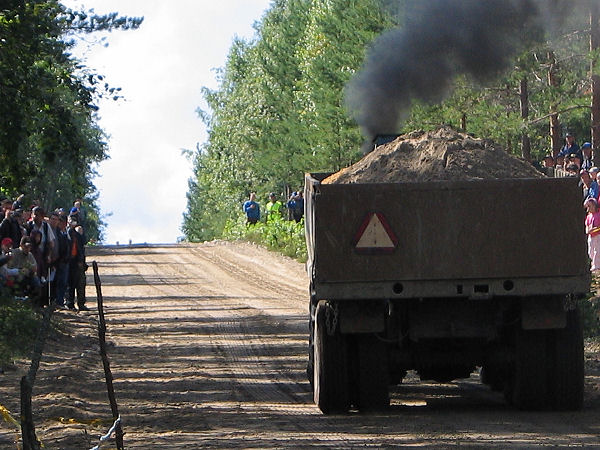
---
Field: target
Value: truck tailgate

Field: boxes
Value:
[306,176,589,289]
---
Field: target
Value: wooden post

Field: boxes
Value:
[93,261,124,450]
[20,376,40,450]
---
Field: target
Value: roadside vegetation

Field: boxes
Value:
[223,216,307,263]
[0,290,38,369]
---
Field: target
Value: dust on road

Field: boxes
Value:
[1,241,599,448]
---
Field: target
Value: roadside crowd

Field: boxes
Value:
[540,133,600,273]
[243,190,304,224]
[0,196,88,311]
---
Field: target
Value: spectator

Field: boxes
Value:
[287,191,304,223]
[66,214,87,311]
[12,194,24,211]
[243,192,260,225]
[25,206,55,266]
[591,167,599,183]
[585,197,600,272]
[0,198,12,218]
[0,238,19,288]
[581,169,599,200]
[581,142,594,171]
[7,236,41,302]
[0,208,23,248]
[542,154,554,167]
[73,198,88,232]
[566,163,580,176]
[52,213,70,307]
[557,132,582,161]
[266,192,284,221]
[566,153,581,170]
[1,237,12,254]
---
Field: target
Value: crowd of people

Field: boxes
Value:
[540,133,600,272]
[0,196,88,311]
[243,190,304,224]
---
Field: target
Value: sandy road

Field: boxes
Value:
[1,241,600,448]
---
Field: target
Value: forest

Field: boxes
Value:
[183,0,600,242]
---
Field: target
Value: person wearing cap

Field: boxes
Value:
[265,192,284,222]
[565,153,581,170]
[25,206,55,265]
[286,190,304,223]
[590,166,599,182]
[7,236,41,301]
[243,192,260,225]
[581,142,594,170]
[557,133,582,161]
[585,197,600,271]
[580,169,599,201]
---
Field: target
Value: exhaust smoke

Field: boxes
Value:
[345,0,575,151]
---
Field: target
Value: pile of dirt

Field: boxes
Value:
[323,126,545,184]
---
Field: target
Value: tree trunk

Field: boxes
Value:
[591,2,600,165]
[548,51,562,158]
[520,78,531,161]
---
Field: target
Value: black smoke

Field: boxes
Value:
[345,0,576,150]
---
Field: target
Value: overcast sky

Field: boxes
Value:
[62,0,272,244]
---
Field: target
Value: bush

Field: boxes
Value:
[223,215,307,262]
[0,288,39,368]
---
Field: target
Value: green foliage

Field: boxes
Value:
[0,290,39,367]
[223,215,307,262]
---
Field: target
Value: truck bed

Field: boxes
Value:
[305,174,590,299]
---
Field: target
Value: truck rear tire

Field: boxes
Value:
[549,308,584,410]
[511,306,584,411]
[314,301,350,414]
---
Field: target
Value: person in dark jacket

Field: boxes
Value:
[66,214,87,311]
[0,209,23,249]
[50,212,70,306]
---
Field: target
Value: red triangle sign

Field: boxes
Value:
[353,213,397,254]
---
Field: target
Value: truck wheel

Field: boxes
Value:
[313,301,350,414]
[512,328,550,410]
[549,308,584,410]
[353,334,390,411]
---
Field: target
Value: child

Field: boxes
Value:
[584,197,600,271]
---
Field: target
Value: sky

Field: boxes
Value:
[62,0,272,245]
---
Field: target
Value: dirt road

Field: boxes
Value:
[1,241,600,448]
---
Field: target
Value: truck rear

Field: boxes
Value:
[305,173,590,413]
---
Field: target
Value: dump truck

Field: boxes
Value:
[305,172,590,413]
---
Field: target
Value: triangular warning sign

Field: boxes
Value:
[354,213,397,253]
